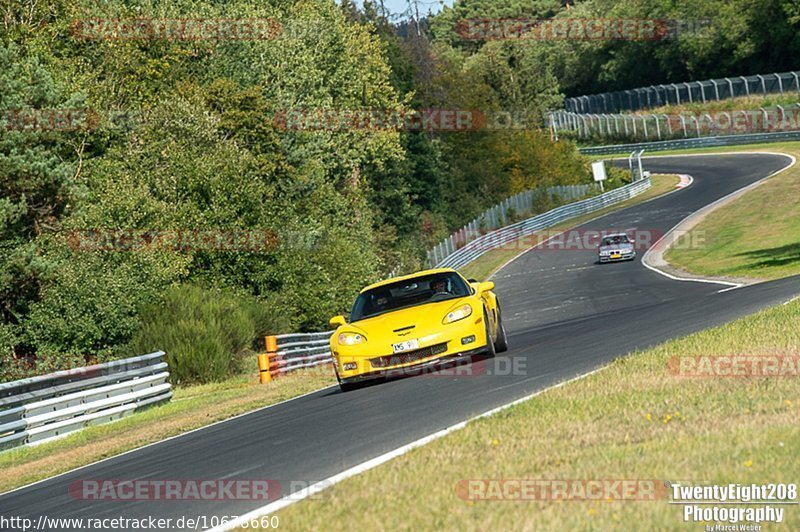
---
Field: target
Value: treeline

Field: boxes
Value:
[1,0,591,382]
[430,0,800,97]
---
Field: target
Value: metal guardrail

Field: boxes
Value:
[258,333,334,382]
[0,352,172,451]
[426,183,597,267]
[564,71,800,114]
[434,176,652,271]
[578,131,800,156]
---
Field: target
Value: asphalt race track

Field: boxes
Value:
[2,153,799,530]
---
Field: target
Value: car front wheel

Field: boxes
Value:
[483,310,497,358]
[337,375,362,392]
[494,308,509,353]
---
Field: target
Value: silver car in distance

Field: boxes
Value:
[598,233,636,263]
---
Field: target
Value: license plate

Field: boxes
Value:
[611,253,621,259]
[392,339,419,353]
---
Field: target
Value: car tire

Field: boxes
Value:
[337,375,361,392]
[483,310,496,358]
[335,367,359,392]
[494,309,509,353]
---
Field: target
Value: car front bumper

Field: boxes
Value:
[599,250,636,262]
[333,317,490,381]
[337,345,489,384]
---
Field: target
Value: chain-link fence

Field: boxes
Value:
[564,71,800,114]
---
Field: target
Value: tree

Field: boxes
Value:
[0,43,80,340]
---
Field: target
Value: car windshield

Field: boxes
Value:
[350,272,471,321]
[601,235,629,246]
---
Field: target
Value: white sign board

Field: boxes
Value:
[591,161,607,182]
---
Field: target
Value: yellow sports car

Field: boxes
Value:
[329,268,508,391]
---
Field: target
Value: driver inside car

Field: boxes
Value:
[431,279,450,295]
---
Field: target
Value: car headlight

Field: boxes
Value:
[443,304,472,324]
[338,332,365,345]
[599,250,610,255]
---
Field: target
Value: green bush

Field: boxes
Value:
[0,324,24,382]
[22,248,182,362]
[242,295,293,350]
[1,330,88,383]
[129,284,285,385]
[1,324,91,383]
[606,166,631,190]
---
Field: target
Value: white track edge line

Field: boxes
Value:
[212,366,607,532]
[0,384,338,498]
[640,152,796,290]
[783,295,800,306]
[639,191,740,289]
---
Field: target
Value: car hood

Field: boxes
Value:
[599,243,634,251]
[347,297,474,339]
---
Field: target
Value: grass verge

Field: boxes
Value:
[460,174,681,281]
[267,299,800,531]
[0,368,335,494]
[653,144,799,280]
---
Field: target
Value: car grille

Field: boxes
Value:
[370,343,448,369]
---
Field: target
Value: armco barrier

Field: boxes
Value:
[258,333,334,382]
[578,130,800,156]
[427,183,596,267]
[0,352,171,451]
[434,176,652,271]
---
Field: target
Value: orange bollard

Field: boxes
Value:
[258,335,279,384]
[265,335,278,353]
[258,353,272,384]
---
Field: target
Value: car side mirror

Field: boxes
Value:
[478,281,495,293]
[329,315,347,328]
[467,278,478,283]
